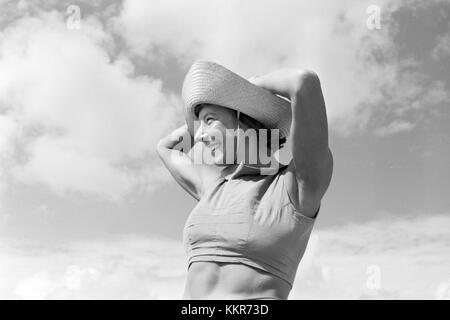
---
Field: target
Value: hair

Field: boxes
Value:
[195,104,286,151]
[234,110,286,151]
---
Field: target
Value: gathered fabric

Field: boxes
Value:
[183,160,318,288]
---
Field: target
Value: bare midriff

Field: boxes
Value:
[183,261,291,300]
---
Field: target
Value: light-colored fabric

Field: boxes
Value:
[181,60,292,139]
[182,160,318,288]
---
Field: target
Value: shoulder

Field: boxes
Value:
[278,159,325,219]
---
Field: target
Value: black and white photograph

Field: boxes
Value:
[0,0,449,303]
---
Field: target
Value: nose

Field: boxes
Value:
[194,121,209,144]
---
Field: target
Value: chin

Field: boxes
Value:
[208,146,230,166]
[212,154,229,166]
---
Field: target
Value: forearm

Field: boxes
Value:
[156,124,194,153]
[249,69,315,99]
[157,134,181,151]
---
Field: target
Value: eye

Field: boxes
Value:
[205,116,214,125]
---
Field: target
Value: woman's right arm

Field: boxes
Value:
[156,124,204,200]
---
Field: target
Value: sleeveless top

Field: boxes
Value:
[182,160,319,288]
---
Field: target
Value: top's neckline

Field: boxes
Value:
[220,161,287,181]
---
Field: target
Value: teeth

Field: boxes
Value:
[209,145,218,156]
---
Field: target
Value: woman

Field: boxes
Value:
[157,61,333,299]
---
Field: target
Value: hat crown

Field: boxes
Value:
[182,60,292,138]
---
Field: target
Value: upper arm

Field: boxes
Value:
[283,153,332,218]
[157,144,202,200]
[288,72,333,216]
[156,142,219,201]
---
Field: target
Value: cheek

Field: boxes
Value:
[208,124,227,144]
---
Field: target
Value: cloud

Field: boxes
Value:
[0,235,187,299]
[0,9,180,201]
[1,0,448,201]
[290,213,450,299]
[432,33,450,60]
[373,120,415,136]
[0,213,448,299]
[0,114,17,193]
[114,0,449,135]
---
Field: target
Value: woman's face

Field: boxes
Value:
[194,104,240,166]
[194,104,273,166]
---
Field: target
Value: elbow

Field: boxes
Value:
[298,69,320,83]
[155,139,162,152]
[292,70,321,96]
[156,139,168,156]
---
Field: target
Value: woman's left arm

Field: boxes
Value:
[249,69,333,216]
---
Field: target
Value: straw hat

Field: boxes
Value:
[181,61,292,139]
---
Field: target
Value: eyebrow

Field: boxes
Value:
[199,110,216,120]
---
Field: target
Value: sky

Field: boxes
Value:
[0,0,449,299]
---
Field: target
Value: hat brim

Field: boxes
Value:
[181,61,292,139]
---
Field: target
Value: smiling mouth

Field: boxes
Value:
[206,143,221,156]
[206,143,219,150]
